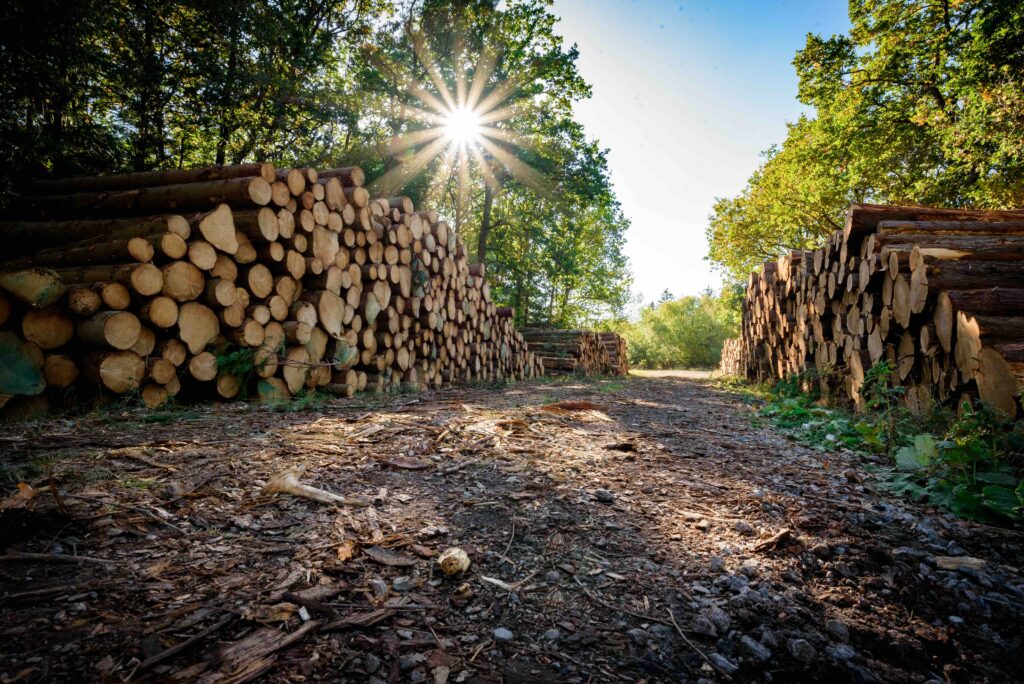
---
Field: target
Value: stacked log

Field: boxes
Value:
[521,329,612,376]
[721,203,1024,418]
[598,332,629,375]
[0,163,544,414]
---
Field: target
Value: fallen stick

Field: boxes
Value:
[0,552,119,565]
[136,614,235,672]
[263,467,369,506]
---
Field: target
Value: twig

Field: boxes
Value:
[502,522,516,558]
[1,581,94,603]
[572,575,673,626]
[572,576,730,679]
[136,614,234,671]
[0,552,119,566]
[667,608,732,680]
[64,494,187,535]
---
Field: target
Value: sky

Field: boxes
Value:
[550,0,851,306]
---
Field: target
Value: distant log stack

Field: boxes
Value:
[521,329,615,375]
[599,332,629,375]
[0,163,544,416]
[721,203,1024,418]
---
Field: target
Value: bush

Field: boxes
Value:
[624,289,740,369]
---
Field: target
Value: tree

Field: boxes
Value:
[624,289,739,369]
[708,0,1024,284]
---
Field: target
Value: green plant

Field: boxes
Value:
[729,365,1024,525]
[880,402,1024,522]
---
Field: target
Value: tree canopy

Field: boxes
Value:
[707,0,1024,283]
[0,0,631,327]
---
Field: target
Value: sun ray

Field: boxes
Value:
[387,127,447,155]
[453,31,468,111]
[469,144,502,192]
[471,67,538,117]
[371,134,452,197]
[465,47,499,113]
[476,136,549,195]
[406,26,458,113]
[478,125,539,153]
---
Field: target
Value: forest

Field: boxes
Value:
[0,0,631,330]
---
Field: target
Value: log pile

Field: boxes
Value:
[599,332,629,375]
[0,163,544,415]
[521,329,613,376]
[721,203,1024,418]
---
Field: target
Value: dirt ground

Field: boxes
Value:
[1,375,1022,683]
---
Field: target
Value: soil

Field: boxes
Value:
[1,375,1022,683]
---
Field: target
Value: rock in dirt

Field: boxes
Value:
[690,615,718,637]
[626,627,648,646]
[594,489,615,504]
[393,576,416,592]
[739,634,772,662]
[788,638,817,663]
[826,643,856,660]
[708,606,732,633]
[709,652,739,674]
[826,619,850,642]
[493,627,514,642]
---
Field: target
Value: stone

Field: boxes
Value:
[690,615,717,637]
[826,643,856,660]
[369,578,389,597]
[365,654,382,674]
[545,570,561,583]
[626,627,648,646]
[542,628,561,641]
[739,635,772,662]
[649,624,675,638]
[493,627,514,642]
[825,619,849,642]
[393,576,416,592]
[787,638,816,663]
[710,556,725,572]
[400,653,426,670]
[734,521,755,535]
[708,653,739,675]
[594,489,615,504]
[708,606,732,633]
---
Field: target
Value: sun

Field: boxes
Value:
[443,106,482,144]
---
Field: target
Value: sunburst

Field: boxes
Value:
[368,29,548,229]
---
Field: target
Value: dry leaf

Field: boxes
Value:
[0,483,36,511]
[336,539,358,562]
[363,546,418,567]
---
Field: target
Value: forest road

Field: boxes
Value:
[0,375,1021,682]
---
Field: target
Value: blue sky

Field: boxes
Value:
[550,0,851,306]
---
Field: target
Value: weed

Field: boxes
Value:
[726,363,1024,524]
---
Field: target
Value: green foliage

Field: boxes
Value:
[736,364,1024,525]
[708,0,1024,283]
[881,402,1024,523]
[624,289,740,369]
